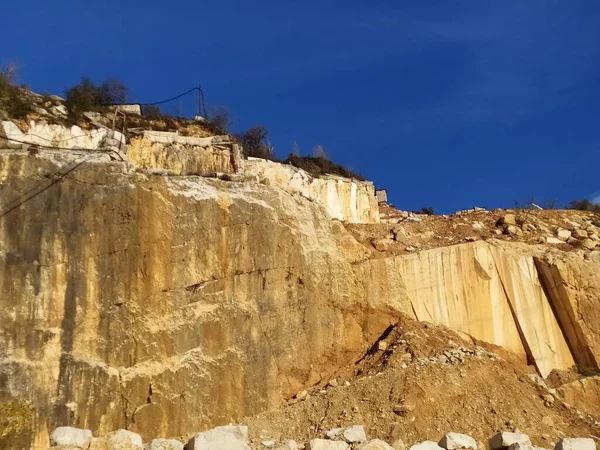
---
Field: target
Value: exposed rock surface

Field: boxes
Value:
[2,151,600,448]
[0,152,395,447]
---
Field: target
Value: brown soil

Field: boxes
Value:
[244,316,600,448]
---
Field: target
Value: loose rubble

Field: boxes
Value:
[47,424,598,450]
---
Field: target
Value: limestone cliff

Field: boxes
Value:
[0,151,395,448]
[1,151,600,448]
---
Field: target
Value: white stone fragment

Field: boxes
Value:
[50,426,93,447]
[489,432,531,450]
[439,433,477,450]
[555,438,596,450]
[186,425,250,450]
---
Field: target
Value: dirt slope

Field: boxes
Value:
[244,316,600,448]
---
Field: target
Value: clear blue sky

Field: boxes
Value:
[2,1,599,213]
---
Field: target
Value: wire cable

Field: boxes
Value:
[137,87,200,106]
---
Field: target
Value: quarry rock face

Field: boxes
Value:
[2,152,600,448]
[0,152,396,447]
[127,133,242,176]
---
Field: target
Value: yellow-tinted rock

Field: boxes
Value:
[556,376,600,417]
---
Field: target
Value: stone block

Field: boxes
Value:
[51,426,93,447]
[343,425,367,443]
[555,439,596,450]
[489,432,531,450]
[186,425,250,450]
[439,432,477,450]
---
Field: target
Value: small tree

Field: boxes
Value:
[64,77,128,120]
[143,105,162,119]
[240,126,273,159]
[97,79,128,104]
[207,106,232,135]
[65,78,100,117]
[292,141,301,156]
[312,144,328,160]
[0,63,32,120]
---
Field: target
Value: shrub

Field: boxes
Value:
[0,64,32,120]
[143,105,162,119]
[206,107,232,135]
[97,79,128,105]
[239,126,276,159]
[64,77,128,120]
[419,207,435,215]
[285,154,365,180]
[570,199,600,212]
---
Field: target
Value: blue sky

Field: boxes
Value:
[2,1,599,213]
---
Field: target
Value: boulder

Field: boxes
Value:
[373,238,395,252]
[51,426,93,447]
[546,237,565,245]
[504,225,520,236]
[555,439,596,450]
[489,432,531,450]
[581,238,597,250]
[439,432,477,450]
[498,214,516,226]
[146,438,184,450]
[306,439,349,449]
[357,440,395,450]
[343,425,367,443]
[185,425,250,450]
[107,429,143,449]
[325,428,344,440]
[556,229,572,241]
[410,442,445,450]
[572,229,588,239]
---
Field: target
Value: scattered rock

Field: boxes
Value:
[343,425,367,443]
[572,229,588,239]
[328,378,339,388]
[556,229,572,240]
[262,440,276,447]
[504,225,521,236]
[147,438,184,450]
[546,237,565,245]
[489,432,531,450]
[439,432,477,450]
[357,439,395,450]
[497,214,516,226]
[522,223,536,232]
[377,341,388,351]
[373,238,395,251]
[555,438,596,450]
[405,246,416,252]
[581,238,597,250]
[51,426,93,448]
[186,425,250,450]
[393,404,415,414]
[296,390,308,400]
[325,429,343,440]
[306,439,349,449]
[107,430,143,449]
